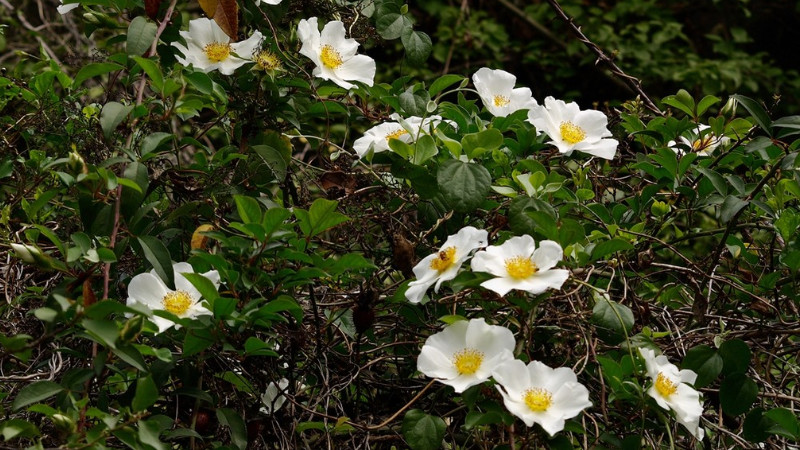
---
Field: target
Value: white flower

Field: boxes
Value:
[255,0,282,5]
[405,226,488,304]
[417,318,515,393]
[527,96,618,160]
[639,348,705,440]
[11,243,39,264]
[58,0,79,14]
[470,235,569,297]
[260,378,290,414]
[297,17,376,90]
[126,262,220,334]
[353,114,446,158]
[472,67,537,117]
[492,359,592,435]
[171,18,263,75]
[668,124,730,157]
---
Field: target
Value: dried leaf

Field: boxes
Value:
[144,0,162,19]
[191,224,215,250]
[199,0,239,40]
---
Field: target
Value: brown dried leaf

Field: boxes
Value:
[144,0,162,19]
[211,0,239,40]
[191,224,215,250]
[198,0,218,18]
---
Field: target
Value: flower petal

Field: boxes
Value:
[335,54,376,87]
[127,272,168,309]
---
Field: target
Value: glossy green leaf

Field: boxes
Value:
[681,345,723,388]
[402,409,445,450]
[132,375,159,411]
[137,236,174,290]
[437,159,491,213]
[12,381,63,411]
[216,408,248,450]
[720,373,758,416]
[127,16,157,56]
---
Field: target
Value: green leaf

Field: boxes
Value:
[294,198,349,238]
[591,238,634,261]
[401,29,432,66]
[720,195,748,223]
[402,409,446,450]
[461,128,503,159]
[181,272,220,302]
[127,16,157,56]
[183,328,214,356]
[132,56,164,92]
[437,159,491,213]
[696,167,728,196]
[591,294,634,345]
[720,373,758,416]
[377,13,412,40]
[12,381,63,411]
[681,345,723,388]
[0,419,39,440]
[137,236,174,290]
[141,132,173,158]
[413,134,438,165]
[696,95,721,117]
[216,408,248,450]
[72,62,124,87]
[399,86,430,117]
[731,94,772,136]
[252,144,289,182]
[719,339,751,376]
[429,74,465,97]
[100,101,133,140]
[82,318,119,349]
[132,375,159,411]
[243,337,279,357]
[234,195,262,225]
[763,408,800,439]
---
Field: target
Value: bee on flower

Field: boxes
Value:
[639,348,705,440]
[405,226,488,304]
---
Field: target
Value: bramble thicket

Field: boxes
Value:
[2,0,800,448]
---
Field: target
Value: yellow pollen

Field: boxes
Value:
[255,50,281,71]
[655,372,678,397]
[385,128,409,142]
[320,45,343,69]
[453,348,484,375]
[523,388,553,412]
[560,121,586,145]
[504,256,538,279]
[493,95,510,107]
[162,290,193,316]
[692,135,713,151]
[430,247,457,273]
[204,42,232,63]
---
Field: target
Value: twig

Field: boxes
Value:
[544,0,663,115]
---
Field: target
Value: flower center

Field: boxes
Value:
[320,44,343,69]
[429,247,457,273]
[385,128,409,142]
[493,95,510,107]
[204,42,232,63]
[504,256,538,279]
[452,348,484,375]
[162,290,193,316]
[560,121,586,145]
[255,50,281,71]
[655,372,678,397]
[523,388,553,412]
[692,135,713,151]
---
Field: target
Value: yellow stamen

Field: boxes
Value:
[560,121,586,145]
[504,256,538,279]
[204,42,232,63]
[162,291,193,316]
[692,135,713,151]
[385,128,409,142]
[493,95,510,107]
[320,45,343,69]
[453,348,484,375]
[523,388,553,412]
[429,247,457,273]
[255,50,281,71]
[655,372,678,397]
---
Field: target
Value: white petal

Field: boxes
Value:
[188,18,217,46]
[466,319,515,358]
[297,17,321,61]
[492,359,532,395]
[573,109,611,138]
[334,54,376,87]
[574,138,618,160]
[232,31,264,60]
[57,2,80,14]
[550,381,592,419]
[127,272,168,309]
[417,344,459,380]
[320,20,359,58]
[405,278,436,304]
[531,240,564,271]
[479,277,518,297]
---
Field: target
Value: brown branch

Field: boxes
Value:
[544,0,663,115]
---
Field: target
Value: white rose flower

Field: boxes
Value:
[470,235,569,297]
[405,226,488,304]
[492,359,592,435]
[417,318,515,393]
[353,114,446,158]
[527,96,618,160]
[668,124,730,157]
[472,67,537,117]
[126,262,220,334]
[639,348,705,440]
[171,18,263,75]
[297,17,376,90]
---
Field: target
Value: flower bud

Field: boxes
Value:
[720,97,737,120]
[68,150,88,174]
[11,243,53,269]
[51,414,76,434]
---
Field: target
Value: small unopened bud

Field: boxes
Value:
[11,243,53,268]
[68,150,88,174]
[720,97,737,120]
[82,12,100,23]
[52,414,76,434]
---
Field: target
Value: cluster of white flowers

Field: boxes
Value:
[418,318,592,435]
[405,226,569,303]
